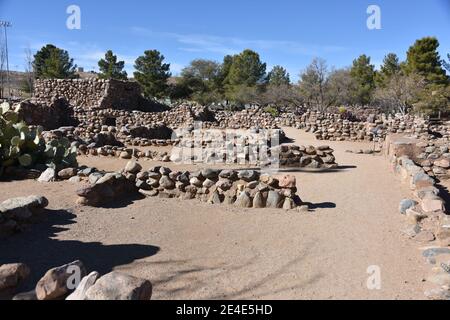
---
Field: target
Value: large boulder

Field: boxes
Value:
[0,196,49,222]
[85,272,152,300]
[35,261,87,300]
[0,263,31,292]
[66,272,100,301]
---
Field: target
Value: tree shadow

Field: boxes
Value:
[0,209,160,292]
[120,243,324,300]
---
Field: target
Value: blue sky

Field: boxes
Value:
[1,0,449,81]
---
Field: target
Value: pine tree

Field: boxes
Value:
[350,54,375,105]
[225,49,266,87]
[375,53,401,87]
[404,37,448,86]
[134,50,171,99]
[267,66,290,86]
[33,44,77,79]
[98,50,128,80]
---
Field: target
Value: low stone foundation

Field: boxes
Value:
[76,161,304,210]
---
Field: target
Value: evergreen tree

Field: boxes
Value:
[375,53,401,87]
[350,54,375,105]
[98,50,128,80]
[225,49,266,86]
[134,50,171,99]
[267,66,290,86]
[33,44,77,79]
[404,37,448,85]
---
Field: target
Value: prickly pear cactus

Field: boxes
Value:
[43,137,78,169]
[0,102,77,176]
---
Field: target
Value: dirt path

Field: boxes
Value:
[0,128,428,300]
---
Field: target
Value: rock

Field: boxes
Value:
[0,196,48,221]
[190,177,203,187]
[399,199,418,214]
[238,170,259,182]
[434,159,450,169]
[266,191,284,208]
[85,272,152,300]
[253,192,266,208]
[235,192,252,208]
[13,290,37,300]
[201,168,219,180]
[219,170,238,180]
[66,272,100,300]
[436,225,450,247]
[89,172,104,184]
[35,260,87,301]
[216,179,232,191]
[0,263,31,291]
[136,171,149,181]
[283,198,296,210]
[139,189,159,197]
[405,208,427,225]
[159,167,172,176]
[120,151,131,159]
[38,168,56,182]
[69,176,81,183]
[159,176,175,190]
[413,231,436,242]
[224,190,237,205]
[415,186,440,199]
[124,160,142,174]
[421,195,445,213]
[57,168,77,180]
[203,179,216,188]
[208,191,222,205]
[136,180,150,190]
[412,172,435,189]
[278,175,297,189]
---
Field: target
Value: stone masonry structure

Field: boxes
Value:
[33,79,151,111]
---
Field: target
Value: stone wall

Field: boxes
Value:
[17,97,78,130]
[76,161,304,211]
[33,79,151,111]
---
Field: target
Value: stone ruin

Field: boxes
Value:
[76,160,304,211]
[33,79,150,111]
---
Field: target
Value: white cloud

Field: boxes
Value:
[130,26,347,56]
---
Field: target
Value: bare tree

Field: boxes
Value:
[373,73,426,115]
[23,46,35,95]
[298,58,335,112]
[261,84,303,108]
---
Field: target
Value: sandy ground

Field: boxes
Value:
[0,128,428,300]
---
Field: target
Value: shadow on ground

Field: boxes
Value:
[436,181,450,213]
[0,209,160,291]
[118,243,324,300]
[96,193,146,209]
[276,165,357,174]
[305,202,337,211]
